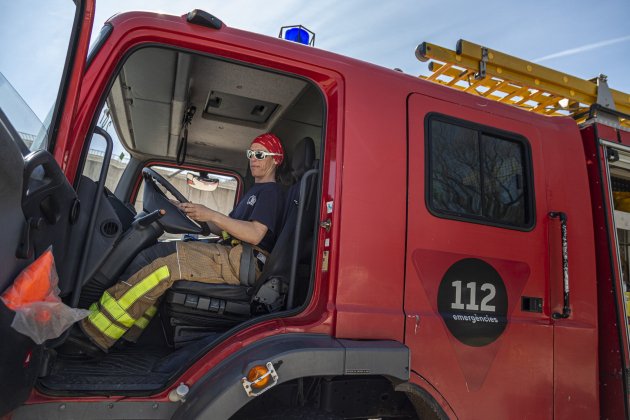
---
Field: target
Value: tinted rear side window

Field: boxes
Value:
[427,116,534,229]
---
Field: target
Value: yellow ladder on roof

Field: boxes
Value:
[416,39,630,128]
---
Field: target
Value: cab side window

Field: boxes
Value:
[426,115,534,229]
[81,106,130,189]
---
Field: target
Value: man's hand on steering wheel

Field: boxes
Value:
[142,168,212,236]
[178,202,217,223]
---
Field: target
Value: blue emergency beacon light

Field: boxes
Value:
[279,25,315,46]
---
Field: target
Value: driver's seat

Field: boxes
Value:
[161,137,317,346]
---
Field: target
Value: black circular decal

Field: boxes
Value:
[437,258,508,347]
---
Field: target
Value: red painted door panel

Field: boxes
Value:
[404,93,554,419]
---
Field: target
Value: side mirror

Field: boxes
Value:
[186,172,219,191]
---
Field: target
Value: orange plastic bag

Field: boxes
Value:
[2,249,56,310]
[1,248,89,344]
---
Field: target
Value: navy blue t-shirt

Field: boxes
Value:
[229,182,285,252]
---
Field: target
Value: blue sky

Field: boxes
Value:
[1,0,629,125]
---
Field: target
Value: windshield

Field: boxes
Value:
[0,73,47,150]
[0,0,78,152]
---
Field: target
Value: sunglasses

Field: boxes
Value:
[246,149,282,160]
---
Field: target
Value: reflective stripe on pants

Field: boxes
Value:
[122,304,159,343]
[83,265,171,350]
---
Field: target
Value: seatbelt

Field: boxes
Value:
[239,243,256,287]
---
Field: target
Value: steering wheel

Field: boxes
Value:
[141,168,212,236]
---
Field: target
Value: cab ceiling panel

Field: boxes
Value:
[123,48,177,102]
[187,56,308,153]
[128,99,171,156]
[121,48,178,156]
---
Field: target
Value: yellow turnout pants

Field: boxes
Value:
[80,241,251,351]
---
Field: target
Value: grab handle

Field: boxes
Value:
[549,211,570,319]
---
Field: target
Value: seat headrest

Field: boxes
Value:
[291,137,315,180]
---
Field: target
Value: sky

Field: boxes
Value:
[0,0,629,126]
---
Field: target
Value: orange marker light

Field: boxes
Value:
[247,365,271,389]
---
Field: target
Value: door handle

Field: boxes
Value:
[549,211,571,319]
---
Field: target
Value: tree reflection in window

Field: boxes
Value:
[429,119,529,227]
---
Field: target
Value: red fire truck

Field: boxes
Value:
[1,2,630,419]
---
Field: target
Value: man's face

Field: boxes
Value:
[249,143,277,179]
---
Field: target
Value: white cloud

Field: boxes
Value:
[533,35,630,63]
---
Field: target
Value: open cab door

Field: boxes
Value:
[585,119,630,420]
[0,0,94,415]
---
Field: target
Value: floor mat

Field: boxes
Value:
[39,332,223,393]
[40,346,172,392]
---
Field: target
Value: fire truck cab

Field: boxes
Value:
[1,2,630,419]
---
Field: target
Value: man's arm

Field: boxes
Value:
[179,202,267,245]
[209,212,268,245]
[204,220,223,236]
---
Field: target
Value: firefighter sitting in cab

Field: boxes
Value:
[77,133,285,352]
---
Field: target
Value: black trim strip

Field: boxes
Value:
[86,23,113,69]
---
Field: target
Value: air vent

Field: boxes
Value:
[101,220,120,238]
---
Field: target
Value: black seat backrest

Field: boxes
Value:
[254,137,317,293]
[283,137,315,224]
[292,137,316,179]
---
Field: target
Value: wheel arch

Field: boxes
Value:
[395,381,451,420]
[172,334,410,420]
